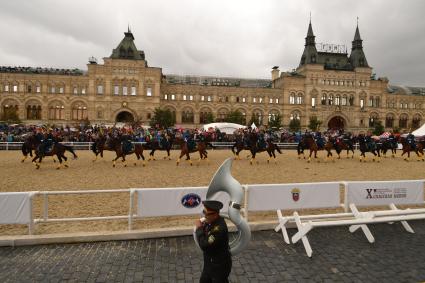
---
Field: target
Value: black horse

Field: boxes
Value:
[379,138,398,158]
[357,135,381,162]
[231,135,251,160]
[32,142,78,169]
[21,134,41,162]
[143,133,175,161]
[247,132,282,165]
[334,135,355,159]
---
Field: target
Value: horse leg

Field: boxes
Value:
[112,155,121,167]
[56,155,63,170]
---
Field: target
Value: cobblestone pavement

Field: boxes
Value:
[1,221,425,282]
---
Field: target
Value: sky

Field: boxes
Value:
[0,0,424,86]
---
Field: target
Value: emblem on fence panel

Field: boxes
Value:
[291,188,300,202]
[181,193,201,208]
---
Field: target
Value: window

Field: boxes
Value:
[123,86,128,96]
[183,95,187,101]
[97,110,103,119]
[201,95,205,101]
[13,85,18,92]
[49,104,65,120]
[242,97,246,103]
[328,95,334,105]
[269,98,273,104]
[399,115,408,128]
[289,93,295,104]
[97,85,103,95]
[164,94,168,100]
[360,99,364,110]
[81,87,86,95]
[4,85,9,92]
[171,94,175,100]
[349,96,354,106]
[321,94,327,105]
[147,113,152,119]
[182,109,194,123]
[236,97,240,103]
[73,87,78,95]
[259,97,263,103]
[72,104,88,120]
[385,115,394,128]
[114,85,119,95]
[146,87,152,96]
[341,96,347,106]
[311,97,316,108]
[36,85,41,93]
[27,85,32,93]
[189,95,193,101]
[207,96,212,102]
[131,86,136,96]
[275,98,279,104]
[368,97,373,107]
[335,95,340,106]
[253,97,257,103]
[59,87,64,94]
[290,112,300,120]
[26,105,41,120]
[225,97,229,103]
[51,86,56,94]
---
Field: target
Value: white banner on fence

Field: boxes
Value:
[345,180,424,207]
[0,192,32,224]
[247,182,340,211]
[136,187,230,217]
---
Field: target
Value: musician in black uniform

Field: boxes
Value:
[195,200,232,283]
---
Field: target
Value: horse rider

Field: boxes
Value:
[365,131,375,150]
[258,131,266,149]
[406,131,416,149]
[120,129,133,154]
[39,128,54,156]
[314,131,325,149]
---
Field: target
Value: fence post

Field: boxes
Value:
[6,142,8,151]
[343,182,349,212]
[28,193,35,235]
[129,190,135,230]
[243,185,249,222]
[43,193,48,221]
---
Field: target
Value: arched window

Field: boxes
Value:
[216,108,229,122]
[181,108,194,123]
[26,101,42,120]
[328,95,334,105]
[321,94,327,105]
[200,109,213,124]
[369,113,379,127]
[72,103,88,120]
[49,102,65,120]
[335,95,340,106]
[296,93,303,104]
[2,100,19,120]
[290,111,301,121]
[399,114,408,128]
[385,114,394,128]
[289,93,295,104]
[412,114,421,129]
[341,95,347,106]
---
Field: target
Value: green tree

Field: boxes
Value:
[248,113,261,127]
[1,108,21,124]
[289,119,301,132]
[372,120,384,135]
[268,114,282,129]
[204,112,215,124]
[149,108,175,129]
[224,110,245,125]
[308,116,322,131]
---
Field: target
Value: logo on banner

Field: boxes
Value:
[181,193,202,208]
[291,188,300,202]
[365,187,407,199]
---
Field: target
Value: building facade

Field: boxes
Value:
[1,24,424,132]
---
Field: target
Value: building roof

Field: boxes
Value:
[0,66,85,76]
[388,85,425,96]
[165,74,272,88]
[110,29,145,61]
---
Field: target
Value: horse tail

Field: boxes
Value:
[21,143,28,156]
[275,144,282,154]
[64,145,78,159]
[91,141,97,153]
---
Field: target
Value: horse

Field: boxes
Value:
[92,135,146,167]
[301,134,335,162]
[32,142,78,169]
[175,136,209,166]
[246,132,282,165]
[143,133,175,161]
[231,136,251,160]
[399,137,424,161]
[296,137,308,159]
[379,138,398,158]
[21,134,57,163]
[334,136,355,159]
[357,135,381,162]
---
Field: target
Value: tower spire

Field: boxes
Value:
[299,18,318,66]
[349,19,369,68]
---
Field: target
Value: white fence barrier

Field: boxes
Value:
[0,192,36,234]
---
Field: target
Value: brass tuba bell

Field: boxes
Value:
[194,158,251,255]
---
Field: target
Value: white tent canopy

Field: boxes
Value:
[412,123,425,136]
[202,122,246,134]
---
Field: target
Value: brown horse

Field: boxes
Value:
[22,134,57,163]
[32,143,78,169]
[175,136,209,166]
[302,135,335,162]
[91,135,118,161]
[399,137,424,161]
[93,136,146,167]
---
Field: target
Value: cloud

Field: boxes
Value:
[0,0,424,85]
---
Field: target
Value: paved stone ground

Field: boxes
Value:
[1,221,425,282]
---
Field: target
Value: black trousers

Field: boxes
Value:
[200,257,232,283]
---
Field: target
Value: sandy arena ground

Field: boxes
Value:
[1,148,424,236]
